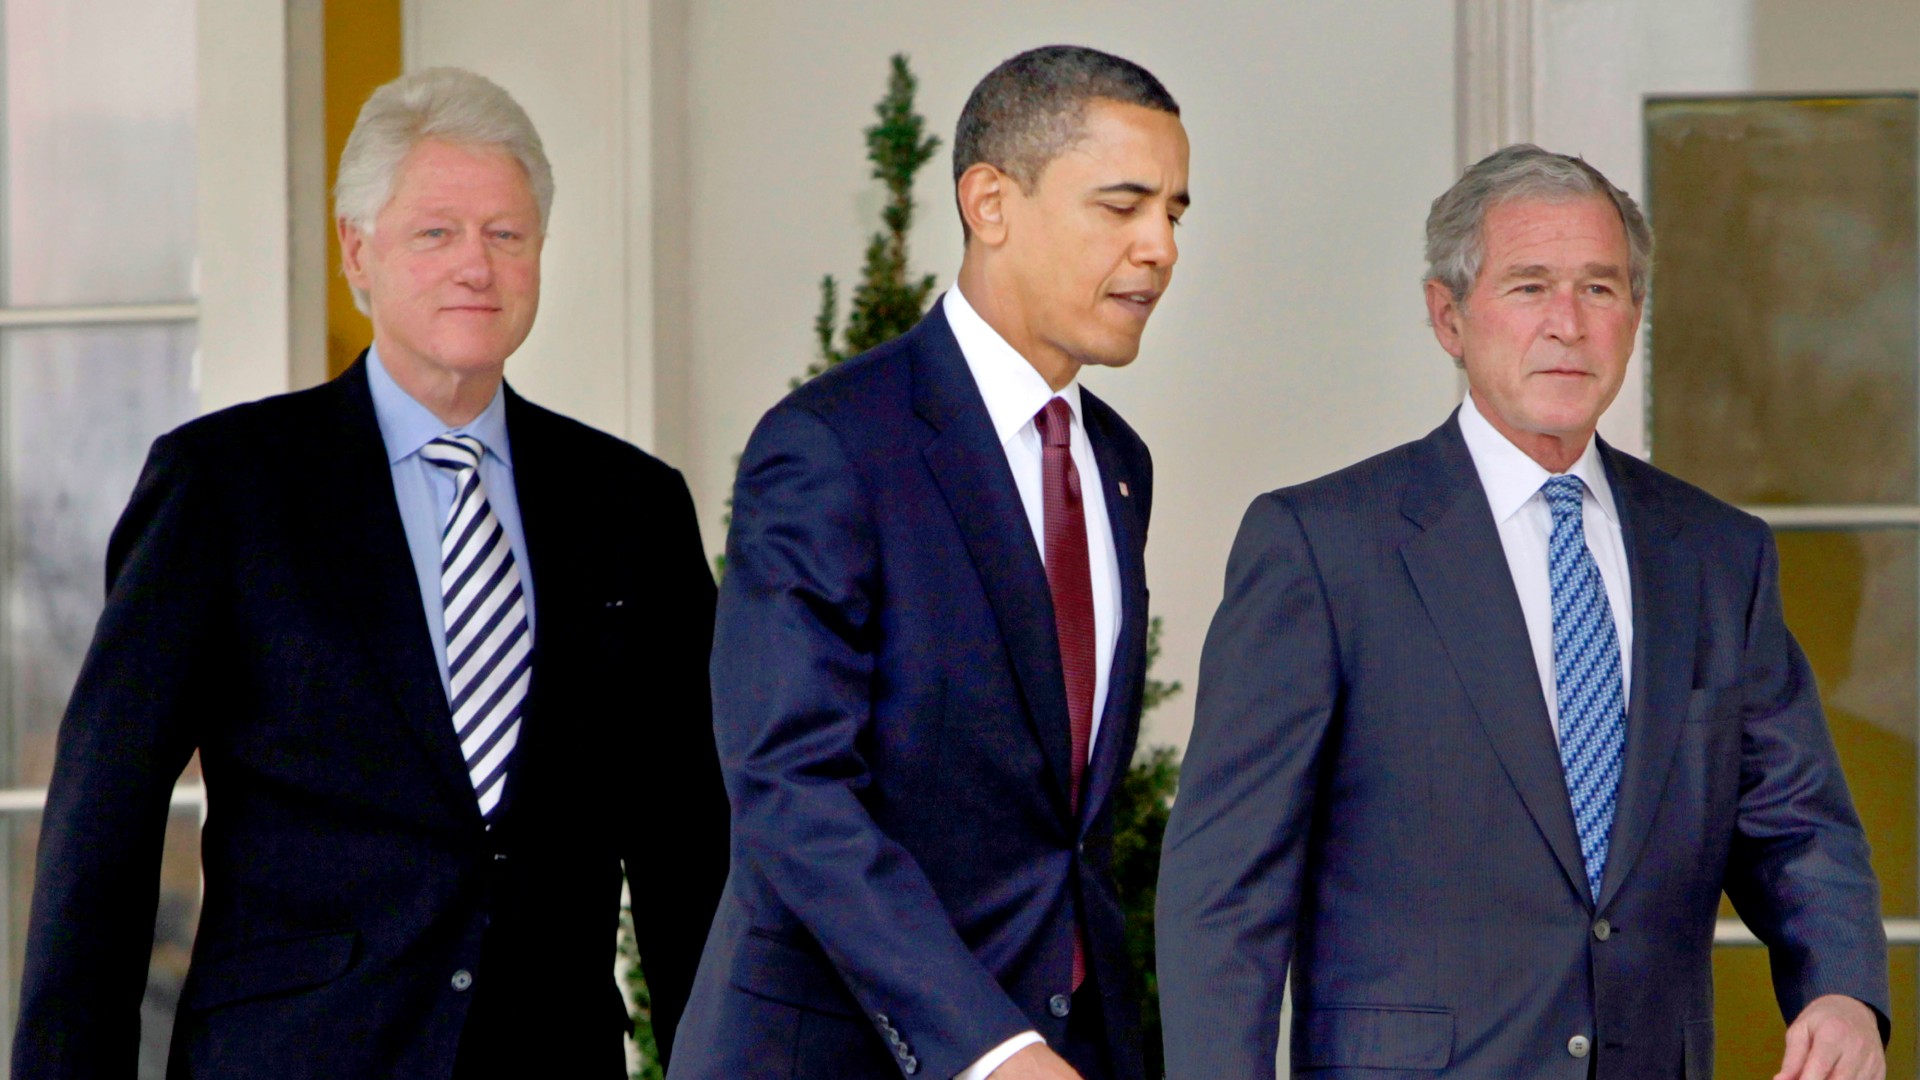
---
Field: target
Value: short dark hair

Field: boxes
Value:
[953,45,1178,234]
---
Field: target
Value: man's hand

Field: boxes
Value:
[988,1044,1084,1080]
[1774,994,1884,1080]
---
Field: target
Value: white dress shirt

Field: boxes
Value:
[1457,390,1633,736]
[944,286,1124,1078]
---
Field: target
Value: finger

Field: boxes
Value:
[1776,1020,1813,1080]
[1799,1035,1843,1080]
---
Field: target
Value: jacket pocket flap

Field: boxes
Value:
[183,930,358,1012]
[728,928,861,1018]
[1295,1004,1453,1070]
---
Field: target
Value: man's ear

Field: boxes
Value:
[338,218,370,291]
[1424,278,1467,361]
[956,163,1011,247]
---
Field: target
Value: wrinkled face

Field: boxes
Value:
[340,138,542,386]
[1428,194,1642,451]
[997,100,1190,373]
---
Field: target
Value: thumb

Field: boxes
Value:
[1775,1018,1812,1080]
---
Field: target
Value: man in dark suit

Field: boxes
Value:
[1157,144,1889,1079]
[671,46,1188,1080]
[13,67,728,1078]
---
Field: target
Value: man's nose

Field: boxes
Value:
[1542,286,1583,342]
[1132,212,1178,271]
[450,232,494,288]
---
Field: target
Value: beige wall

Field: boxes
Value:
[680,1,1458,749]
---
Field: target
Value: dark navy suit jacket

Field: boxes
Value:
[672,305,1153,1079]
[1157,413,1888,1079]
[13,359,729,1078]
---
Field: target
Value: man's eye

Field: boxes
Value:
[1102,203,1136,217]
[420,228,449,239]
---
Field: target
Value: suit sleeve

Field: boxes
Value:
[711,402,1032,1077]
[1156,492,1340,1077]
[13,433,212,1076]
[627,466,728,1065]
[1722,528,1892,1038]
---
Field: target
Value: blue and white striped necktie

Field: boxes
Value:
[1542,474,1626,903]
[421,434,530,822]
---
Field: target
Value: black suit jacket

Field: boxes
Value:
[1157,413,1889,1078]
[672,304,1154,1080]
[13,358,729,1078]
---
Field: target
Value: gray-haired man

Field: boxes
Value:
[1157,144,1888,1079]
[14,67,727,1078]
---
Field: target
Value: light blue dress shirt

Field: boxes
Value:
[366,345,536,699]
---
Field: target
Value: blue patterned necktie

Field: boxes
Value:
[1543,474,1626,902]
[421,434,530,823]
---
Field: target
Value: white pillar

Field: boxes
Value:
[196,0,327,412]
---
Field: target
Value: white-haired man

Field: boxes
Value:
[13,68,728,1078]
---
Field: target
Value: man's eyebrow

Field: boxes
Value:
[1498,262,1624,279]
[1096,181,1192,209]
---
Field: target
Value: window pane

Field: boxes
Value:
[3,324,196,789]
[1716,527,1915,1080]
[1646,95,1918,505]
[1777,528,1918,918]
[1,807,200,1076]
[3,0,196,306]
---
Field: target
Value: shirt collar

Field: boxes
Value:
[1457,389,1617,525]
[366,344,514,469]
[943,287,1084,445]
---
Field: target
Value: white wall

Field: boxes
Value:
[681,1,1458,748]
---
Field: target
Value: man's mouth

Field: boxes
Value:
[1110,288,1161,313]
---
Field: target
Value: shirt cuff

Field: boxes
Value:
[956,1031,1044,1080]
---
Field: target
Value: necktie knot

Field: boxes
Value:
[1034,397,1074,449]
[422,434,484,474]
[1542,474,1585,521]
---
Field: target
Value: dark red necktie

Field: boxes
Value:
[1034,397,1094,990]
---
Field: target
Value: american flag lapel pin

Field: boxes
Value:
[1118,481,1131,498]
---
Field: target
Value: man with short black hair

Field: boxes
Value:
[673,45,1189,1080]
[14,67,728,1078]
[1157,144,1889,1079]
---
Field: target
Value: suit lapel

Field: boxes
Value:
[911,309,1077,822]
[486,388,578,829]
[1399,415,1591,905]
[1595,443,1693,910]
[1076,392,1147,834]
[317,359,480,816]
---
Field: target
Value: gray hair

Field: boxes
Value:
[335,67,553,313]
[953,45,1178,238]
[1425,143,1653,305]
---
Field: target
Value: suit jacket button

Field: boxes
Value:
[1568,1035,1591,1058]
[902,1056,919,1075]
[451,969,474,992]
[1049,993,1071,1017]
[1592,918,1611,941]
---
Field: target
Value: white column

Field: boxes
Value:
[1456,0,1756,459]
[196,0,327,413]
[406,0,665,453]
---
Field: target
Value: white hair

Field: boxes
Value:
[334,67,554,313]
